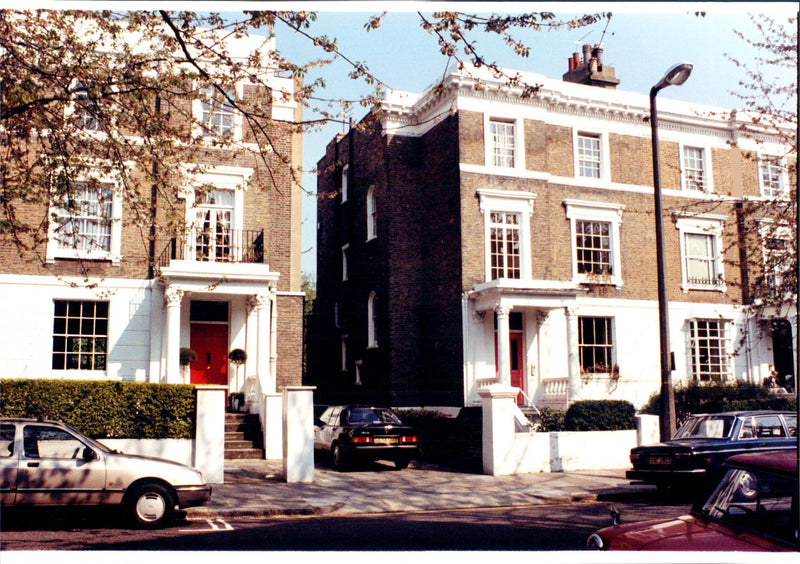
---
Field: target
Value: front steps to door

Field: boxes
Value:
[225,412,264,459]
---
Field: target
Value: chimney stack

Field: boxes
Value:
[563,43,620,89]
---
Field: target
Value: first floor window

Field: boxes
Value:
[576,220,612,275]
[53,182,113,252]
[759,158,785,198]
[201,88,236,138]
[52,300,108,370]
[577,133,602,178]
[682,146,707,191]
[489,212,521,279]
[489,119,515,168]
[684,233,720,287]
[367,292,378,348]
[578,317,614,374]
[689,319,731,382]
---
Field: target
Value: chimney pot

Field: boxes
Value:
[582,44,592,64]
[568,57,575,71]
[572,52,581,67]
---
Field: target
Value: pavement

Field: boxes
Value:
[185,458,653,521]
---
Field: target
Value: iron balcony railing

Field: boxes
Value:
[157,228,265,269]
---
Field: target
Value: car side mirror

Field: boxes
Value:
[82,447,98,461]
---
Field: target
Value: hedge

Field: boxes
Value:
[563,400,636,431]
[0,379,196,439]
[641,382,797,424]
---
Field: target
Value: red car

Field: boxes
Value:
[588,449,798,551]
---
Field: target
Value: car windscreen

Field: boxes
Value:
[346,408,402,425]
[700,467,797,547]
[674,415,735,439]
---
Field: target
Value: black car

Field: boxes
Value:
[627,410,797,492]
[314,406,419,470]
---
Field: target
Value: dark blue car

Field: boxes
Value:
[627,411,797,492]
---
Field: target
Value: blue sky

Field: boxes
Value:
[254,4,798,276]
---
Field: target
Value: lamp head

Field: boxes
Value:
[654,63,693,91]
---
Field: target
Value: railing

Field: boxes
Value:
[156,228,264,269]
[687,276,724,288]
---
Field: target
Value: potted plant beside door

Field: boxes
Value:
[179,348,197,384]
[228,348,247,412]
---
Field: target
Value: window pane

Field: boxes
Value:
[52,300,108,371]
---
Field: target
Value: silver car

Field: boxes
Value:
[0,418,211,528]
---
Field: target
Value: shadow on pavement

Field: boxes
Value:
[0,506,189,531]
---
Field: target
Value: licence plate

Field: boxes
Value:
[650,456,672,465]
[374,437,398,445]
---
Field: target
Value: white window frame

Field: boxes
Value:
[477,189,535,282]
[341,164,349,203]
[182,166,251,261]
[485,116,524,170]
[758,155,788,198]
[564,200,624,287]
[340,335,348,372]
[759,220,795,296]
[688,318,732,383]
[367,291,378,349]
[366,185,377,241]
[573,130,609,181]
[46,170,123,265]
[192,85,243,142]
[341,244,350,282]
[578,316,615,375]
[675,214,726,292]
[680,144,713,193]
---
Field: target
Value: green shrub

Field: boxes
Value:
[641,382,797,424]
[537,407,566,432]
[0,379,196,439]
[564,400,636,431]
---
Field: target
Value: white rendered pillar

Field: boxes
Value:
[495,305,512,387]
[194,385,226,483]
[249,294,273,395]
[566,306,581,404]
[478,384,519,476]
[164,286,183,384]
[282,386,316,483]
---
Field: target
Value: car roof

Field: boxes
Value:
[726,449,798,475]
[0,418,61,424]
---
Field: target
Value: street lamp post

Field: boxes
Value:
[649,63,692,442]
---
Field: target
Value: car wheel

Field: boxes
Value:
[126,483,173,529]
[332,444,347,470]
[394,458,409,470]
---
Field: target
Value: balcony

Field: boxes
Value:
[156,228,278,289]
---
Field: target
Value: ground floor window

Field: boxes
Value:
[578,316,614,374]
[52,300,108,370]
[689,319,731,382]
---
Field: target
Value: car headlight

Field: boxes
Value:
[586,533,605,550]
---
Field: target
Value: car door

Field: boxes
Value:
[0,423,17,505]
[16,423,106,505]
[751,415,791,450]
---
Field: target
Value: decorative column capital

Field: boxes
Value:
[247,293,271,312]
[565,306,578,319]
[164,287,184,307]
[494,305,512,319]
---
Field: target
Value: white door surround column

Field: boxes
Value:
[248,293,274,395]
[164,286,184,384]
[495,305,512,387]
[566,306,581,404]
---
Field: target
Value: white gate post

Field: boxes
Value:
[478,384,519,476]
[282,386,316,483]
[194,385,226,483]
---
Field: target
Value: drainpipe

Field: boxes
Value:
[270,287,278,389]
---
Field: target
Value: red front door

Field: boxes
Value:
[189,323,228,386]
[495,331,525,405]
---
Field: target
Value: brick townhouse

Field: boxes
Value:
[312,47,796,409]
[0,30,304,408]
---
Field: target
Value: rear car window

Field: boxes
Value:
[674,415,734,439]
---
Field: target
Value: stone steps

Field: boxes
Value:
[225,412,264,460]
